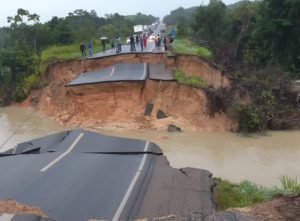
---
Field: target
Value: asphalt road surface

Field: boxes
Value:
[0,130,216,221]
[91,38,157,59]
[67,63,148,86]
[0,129,161,221]
[148,64,174,81]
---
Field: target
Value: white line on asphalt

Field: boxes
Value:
[110,66,115,77]
[0,214,15,221]
[112,141,150,221]
[12,146,17,154]
[40,133,84,172]
[141,63,147,80]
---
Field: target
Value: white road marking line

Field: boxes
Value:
[12,146,17,154]
[141,63,147,80]
[40,133,84,172]
[112,141,150,221]
[0,214,15,221]
[110,66,115,77]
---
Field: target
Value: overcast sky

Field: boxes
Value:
[0,0,241,27]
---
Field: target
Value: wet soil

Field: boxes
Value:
[0,199,46,217]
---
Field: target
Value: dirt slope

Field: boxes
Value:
[30,53,235,131]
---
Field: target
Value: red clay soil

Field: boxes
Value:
[24,54,235,132]
[230,195,300,221]
[0,199,47,217]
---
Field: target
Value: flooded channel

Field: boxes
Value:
[1,107,299,186]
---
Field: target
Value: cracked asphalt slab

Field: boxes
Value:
[67,63,148,86]
[0,129,216,221]
[148,64,174,81]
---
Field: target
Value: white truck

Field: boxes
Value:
[134,25,143,33]
[160,23,166,33]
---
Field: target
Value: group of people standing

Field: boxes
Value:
[110,37,123,53]
[154,34,174,51]
[80,40,92,57]
[79,32,174,57]
[129,34,148,52]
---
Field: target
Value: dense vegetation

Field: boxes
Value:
[164,0,300,132]
[0,9,157,104]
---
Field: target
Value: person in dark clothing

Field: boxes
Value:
[157,34,161,50]
[136,35,139,47]
[111,38,115,53]
[140,34,144,51]
[116,36,122,53]
[80,43,86,56]
[101,39,106,52]
[163,36,167,51]
[130,35,136,52]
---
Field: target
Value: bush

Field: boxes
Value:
[22,74,40,94]
[173,69,208,88]
[214,178,287,210]
[234,104,263,132]
[215,175,300,211]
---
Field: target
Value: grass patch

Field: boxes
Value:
[173,39,212,60]
[41,44,81,62]
[40,44,82,75]
[279,175,300,193]
[39,40,108,74]
[214,176,300,210]
[173,69,208,88]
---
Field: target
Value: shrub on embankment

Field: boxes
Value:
[173,39,212,61]
[230,65,300,133]
[173,69,208,89]
[214,175,300,210]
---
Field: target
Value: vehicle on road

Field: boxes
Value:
[134,25,143,33]
[160,23,166,33]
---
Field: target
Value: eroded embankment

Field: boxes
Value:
[30,53,234,131]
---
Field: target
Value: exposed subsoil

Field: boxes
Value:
[20,53,300,220]
[1,196,298,220]
[88,195,300,221]
[228,194,300,221]
[24,53,235,132]
[0,199,46,217]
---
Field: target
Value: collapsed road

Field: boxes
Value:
[66,63,174,87]
[0,129,215,221]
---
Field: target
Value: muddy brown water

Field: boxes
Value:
[0,107,299,187]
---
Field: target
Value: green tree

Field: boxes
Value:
[163,7,198,26]
[192,0,228,45]
[7,8,40,51]
[47,17,73,45]
[247,0,300,71]
[128,12,158,25]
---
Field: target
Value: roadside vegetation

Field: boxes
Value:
[173,39,211,60]
[173,69,208,89]
[164,0,300,132]
[0,9,157,105]
[214,175,300,210]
